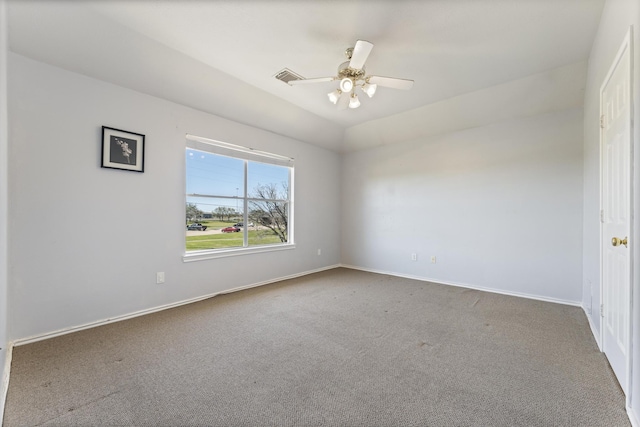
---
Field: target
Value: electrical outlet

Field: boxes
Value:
[317,248,322,256]
[430,256,436,264]
[411,253,417,261]
[156,272,165,284]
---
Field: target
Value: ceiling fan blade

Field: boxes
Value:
[288,77,335,86]
[349,40,374,70]
[337,93,350,110]
[367,75,414,90]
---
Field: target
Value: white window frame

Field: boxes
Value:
[183,134,295,262]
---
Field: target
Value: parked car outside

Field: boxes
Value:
[234,222,254,227]
[221,226,241,233]
[187,223,207,231]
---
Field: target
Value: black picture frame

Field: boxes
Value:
[101,126,145,173]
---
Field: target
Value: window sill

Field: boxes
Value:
[183,243,296,263]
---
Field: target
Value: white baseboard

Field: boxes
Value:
[217,264,340,296]
[13,264,341,347]
[628,405,640,427]
[4,264,633,426]
[340,264,582,307]
[582,305,602,350]
[11,264,583,346]
[0,344,13,427]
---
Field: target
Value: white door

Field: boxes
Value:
[601,30,632,396]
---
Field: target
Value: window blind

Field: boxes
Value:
[186,134,294,168]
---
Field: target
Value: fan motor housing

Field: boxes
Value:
[337,61,366,81]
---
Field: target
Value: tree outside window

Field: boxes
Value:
[185,140,293,252]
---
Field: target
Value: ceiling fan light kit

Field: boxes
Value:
[349,93,361,109]
[362,82,377,98]
[286,40,414,110]
[327,89,342,104]
[339,77,354,92]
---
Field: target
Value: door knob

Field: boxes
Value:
[612,236,628,247]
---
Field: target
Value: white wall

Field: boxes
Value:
[342,108,584,304]
[0,0,9,422]
[7,53,342,341]
[582,0,640,418]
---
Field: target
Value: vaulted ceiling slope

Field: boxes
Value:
[8,1,604,153]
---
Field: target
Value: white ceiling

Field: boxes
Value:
[8,0,604,152]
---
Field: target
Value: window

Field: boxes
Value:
[185,135,294,259]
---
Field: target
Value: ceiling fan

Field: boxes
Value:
[287,40,414,110]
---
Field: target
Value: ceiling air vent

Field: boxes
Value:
[274,68,304,84]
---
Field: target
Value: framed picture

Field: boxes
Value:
[101,126,145,172]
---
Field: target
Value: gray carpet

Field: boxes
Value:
[3,268,629,426]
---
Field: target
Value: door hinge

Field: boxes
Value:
[600,209,604,223]
[600,114,605,129]
[600,303,604,317]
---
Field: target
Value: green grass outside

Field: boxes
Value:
[186,229,282,251]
